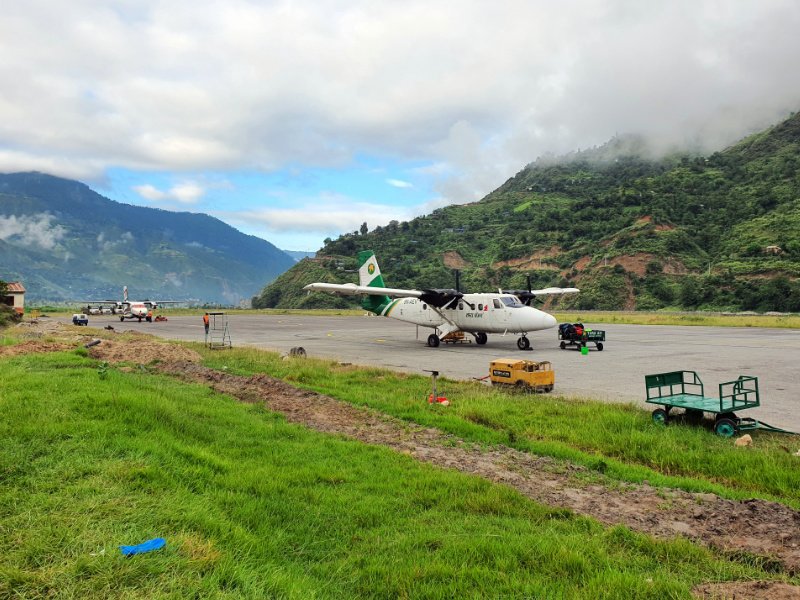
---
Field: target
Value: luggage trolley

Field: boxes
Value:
[645,370,762,437]
[558,323,605,351]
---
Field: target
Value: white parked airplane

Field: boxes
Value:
[304,250,579,350]
[82,286,179,322]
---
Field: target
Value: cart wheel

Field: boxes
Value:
[559,341,566,350]
[714,418,737,438]
[596,342,603,351]
[651,408,668,426]
[515,380,530,393]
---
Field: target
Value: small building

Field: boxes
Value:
[765,245,783,255]
[2,281,25,315]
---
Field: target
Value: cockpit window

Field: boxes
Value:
[501,296,523,307]
[493,299,503,309]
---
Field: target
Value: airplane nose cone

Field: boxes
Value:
[522,308,557,331]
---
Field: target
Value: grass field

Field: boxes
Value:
[196,347,800,509]
[0,353,774,598]
[2,340,799,597]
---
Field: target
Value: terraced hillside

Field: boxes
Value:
[255,113,800,311]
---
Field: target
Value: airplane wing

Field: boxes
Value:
[529,287,580,296]
[501,286,580,305]
[303,282,422,298]
[303,282,465,308]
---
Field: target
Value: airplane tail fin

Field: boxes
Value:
[357,250,392,314]
[123,286,128,302]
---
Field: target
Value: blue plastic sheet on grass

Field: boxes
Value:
[119,537,166,556]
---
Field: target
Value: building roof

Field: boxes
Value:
[4,282,25,293]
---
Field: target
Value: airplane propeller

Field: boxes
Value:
[502,275,538,306]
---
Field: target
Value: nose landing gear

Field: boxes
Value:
[517,335,530,350]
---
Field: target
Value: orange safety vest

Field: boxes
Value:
[203,315,209,325]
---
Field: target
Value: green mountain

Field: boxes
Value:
[0,172,295,304]
[255,113,800,312]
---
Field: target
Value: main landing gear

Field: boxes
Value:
[474,332,488,345]
[427,334,440,348]
[517,335,530,350]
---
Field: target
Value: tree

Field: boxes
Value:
[0,279,7,299]
[360,222,368,236]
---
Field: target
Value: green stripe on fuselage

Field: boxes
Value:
[382,298,401,316]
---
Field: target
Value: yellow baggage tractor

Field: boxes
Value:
[489,358,554,393]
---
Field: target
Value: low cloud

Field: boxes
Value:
[0,213,65,250]
[133,182,206,204]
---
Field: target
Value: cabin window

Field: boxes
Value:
[501,296,523,308]
[493,299,503,309]
[422,304,427,310]
[458,303,464,310]
[478,303,483,311]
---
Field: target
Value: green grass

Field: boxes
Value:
[552,311,800,328]
[197,347,800,509]
[0,351,790,598]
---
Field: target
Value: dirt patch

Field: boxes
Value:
[442,251,470,269]
[694,581,800,599]
[584,253,687,277]
[573,256,592,271]
[155,360,800,577]
[495,246,562,270]
[88,334,201,364]
[2,322,201,364]
[0,340,73,356]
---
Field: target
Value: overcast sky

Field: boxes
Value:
[1,1,799,251]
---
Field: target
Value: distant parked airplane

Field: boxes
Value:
[81,286,179,322]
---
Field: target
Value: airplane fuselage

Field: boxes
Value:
[377,293,557,334]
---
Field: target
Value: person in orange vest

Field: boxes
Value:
[203,312,210,338]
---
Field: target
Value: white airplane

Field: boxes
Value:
[82,286,179,322]
[303,250,579,350]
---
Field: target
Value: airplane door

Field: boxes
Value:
[491,298,509,325]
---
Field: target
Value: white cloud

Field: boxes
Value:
[97,230,134,251]
[0,0,798,207]
[133,181,205,204]
[386,178,413,189]
[0,213,65,250]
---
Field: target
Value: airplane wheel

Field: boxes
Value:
[475,332,488,345]
[427,334,440,348]
[517,336,530,350]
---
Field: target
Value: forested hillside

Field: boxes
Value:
[0,173,295,304]
[255,112,800,312]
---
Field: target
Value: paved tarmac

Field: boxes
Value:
[73,314,800,433]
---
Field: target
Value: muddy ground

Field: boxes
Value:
[7,322,800,598]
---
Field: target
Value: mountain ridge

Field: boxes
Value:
[0,172,295,304]
[255,112,800,312]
